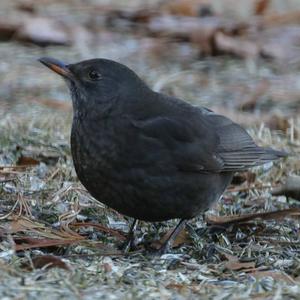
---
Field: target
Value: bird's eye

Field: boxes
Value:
[88,70,101,81]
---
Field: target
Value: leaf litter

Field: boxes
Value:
[1,0,300,299]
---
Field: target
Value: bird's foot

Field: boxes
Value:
[120,219,139,254]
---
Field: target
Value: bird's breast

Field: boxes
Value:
[70,118,120,190]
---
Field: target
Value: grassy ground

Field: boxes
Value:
[1,1,300,299]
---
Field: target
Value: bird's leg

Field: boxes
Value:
[123,219,138,253]
[156,219,187,255]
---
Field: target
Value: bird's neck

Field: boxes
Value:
[70,84,119,121]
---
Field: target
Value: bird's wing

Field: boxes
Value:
[130,115,224,172]
[202,112,286,171]
[130,110,286,173]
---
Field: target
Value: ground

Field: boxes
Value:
[0,0,300,299]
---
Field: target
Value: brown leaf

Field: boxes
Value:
[272,175,300,200]
[259,26,300,63]
[0,21,19,41]
[262,11,300,27]
[7,217,45,234]
[225,260,256,271]
[254,0,270,15]
[16,17,71,46]
[250,270,295,284]
[161,0,213,17]
[17,1,36,13]
[266,114,290,132]
[147,16,247,56]
[206,208,300,226]
[231,171,256,186]
[23,255,70,271]
[17,155,39,166]
[219,250,256,271]
[14,237,83,251]
[1,216,84,241]
[214,32,259,58]
[151,227,190,249]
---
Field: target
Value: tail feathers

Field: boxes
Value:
[220,147,287,171]
[260,147,288,161]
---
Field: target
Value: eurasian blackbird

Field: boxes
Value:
[39,57,286,252]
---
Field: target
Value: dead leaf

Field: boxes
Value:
[266,114,290,132]
[262,11,300,27]
[206,208,300,226]
[259,26,300,63]
[254,0,270,15]
[250,270,295,284]
[0,21,19,41]
[22,255,70,271]
[218,249,256,271]
[161,0,213,17]
[272,175,300,201]
[16,155,39,166]
[1,216,84,241]
[231,171,256,185]
[151,227,190,249]
[7,217,45,234]
[148,16,247,56]
[14,237,83,251]
[225,260,256,271]
[17,1,36,13]
[214,31,259,58]
[16,17,71,46]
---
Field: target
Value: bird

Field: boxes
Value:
[39,57,286,253]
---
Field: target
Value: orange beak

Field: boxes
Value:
[39,57,72,79]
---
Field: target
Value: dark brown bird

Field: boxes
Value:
[39,57,286,253]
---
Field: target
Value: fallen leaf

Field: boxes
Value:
[218,249,256,271]
[16,155,39,166]
[161,0,213,17]
[254,0,270,15]
[250,270,295,284]
[266,114,290,132]
[206,208,300,226]
[151,227,190,249]
[225,260,256,271]
[262,11,300,27]
[1,216,84,242]
[7,217,45,234]
[231,171,256,186]
[16,17,71,46]
[0,21,19,41]
[214,31,259,58]
[14,237,83,251]
[22,255,70,271]
[16,1,36,13]
[147,16,247,56]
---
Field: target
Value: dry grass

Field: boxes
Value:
[0,66,300,299]
[1,0,300,298]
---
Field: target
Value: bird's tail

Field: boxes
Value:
[259,147,288,162]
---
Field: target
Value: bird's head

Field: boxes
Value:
[39,57,149,115]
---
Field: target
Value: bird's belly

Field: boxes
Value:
[71,125,233,221]
[74,155,233,221]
